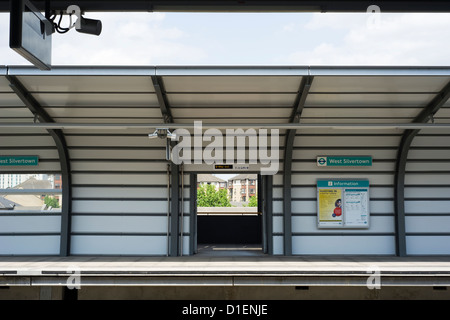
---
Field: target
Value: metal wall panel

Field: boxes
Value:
[72,216,167,233]
[293,216,395,234]
[406,236,450,255]
[0,236,60,255]
[70,235,167,255]
[0,216,60,233]
[292,235,396,255]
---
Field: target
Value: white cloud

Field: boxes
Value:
[0,12,208,66]
[281,13,450,65]
[51,12,207,65]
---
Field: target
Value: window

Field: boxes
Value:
[0,174,62,213]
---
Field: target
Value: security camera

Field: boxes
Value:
[76,16,102,36]
[65,5,102,36]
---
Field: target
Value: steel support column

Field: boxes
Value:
[264,175,273,255]
[6,75,72,257]
[283,76,313,255]
[169,162,180,256]
[189,173,197,255]
[152,74,181,256]
[394,80,450,257]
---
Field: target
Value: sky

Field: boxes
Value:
[1,11,450,66]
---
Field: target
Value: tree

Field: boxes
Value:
[247,195,258,207]
[197,184,231,207]
[44,196,60,208]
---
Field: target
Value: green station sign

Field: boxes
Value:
[0,156,39,166]
[317,156,372,167]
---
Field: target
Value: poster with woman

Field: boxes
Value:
[318,188,343,227]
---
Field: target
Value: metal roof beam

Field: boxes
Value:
[3,122,450,130]
[289,76,313,123]
[152,75,173,124]
[150,75,180,256]
[5,75,72,257]
[394,80,450,257]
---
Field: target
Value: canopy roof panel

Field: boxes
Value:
[1,65,450,130]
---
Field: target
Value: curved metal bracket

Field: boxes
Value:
[283,75,313,255]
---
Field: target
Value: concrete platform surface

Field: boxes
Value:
[1,254,450,280]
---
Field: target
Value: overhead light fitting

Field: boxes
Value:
[148,128,177,140]
[50,5,102,36]
[148,128,176,161]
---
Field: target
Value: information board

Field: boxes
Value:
[317,179,370,228]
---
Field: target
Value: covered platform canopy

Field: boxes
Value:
[1,65,450,293]
[2,65,450,129]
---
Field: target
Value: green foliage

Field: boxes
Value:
[197,184,231,207]
[44,195,60,208]
[247,195,258,207]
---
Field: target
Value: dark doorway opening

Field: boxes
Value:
[195,173,264,256]
[197,214,262,244]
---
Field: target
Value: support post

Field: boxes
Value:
[265,175,273,255]
[189,173,197,255]
[169,162,180,256]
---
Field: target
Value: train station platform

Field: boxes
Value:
[2,251,450,288]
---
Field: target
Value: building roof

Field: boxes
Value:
[229,174,258,181]
[0,196,16,210]
[13,177,52,190]
[197,174,226,183]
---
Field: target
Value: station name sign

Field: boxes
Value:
[0,156,39,166]
[317,156,372,167]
